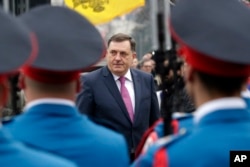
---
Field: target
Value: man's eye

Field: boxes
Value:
[110,51,117,55]
[120,52,127,57]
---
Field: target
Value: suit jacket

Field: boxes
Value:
[76,66,160,153]
[0,128,76,167]
[132,98,250,167]
[4,101,129,167]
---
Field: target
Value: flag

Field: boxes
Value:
[64,0,145,25]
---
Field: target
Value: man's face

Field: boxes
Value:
[131,58,139,68]
[106,41,135,76]
[141,60,153,73]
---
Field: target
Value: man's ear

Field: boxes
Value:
[133,52,137,59]
[18,73,26,89]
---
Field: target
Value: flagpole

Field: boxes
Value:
[3,0,9,13]
[149,0,159,51]
[164,0,172,50]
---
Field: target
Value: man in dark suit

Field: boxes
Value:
[76,33,160,161]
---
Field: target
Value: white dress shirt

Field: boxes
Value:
[112,69,135,113]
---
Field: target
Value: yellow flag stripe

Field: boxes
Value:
[64,0,145,25]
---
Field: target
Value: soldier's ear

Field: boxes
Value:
[184,63,194,82]
[18,73,26,89]
[0,80,9,107]
[76,79,81,93]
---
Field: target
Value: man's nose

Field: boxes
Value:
[114,53,122,60]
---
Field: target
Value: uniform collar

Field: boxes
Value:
[194,97,246,124]
[24,98,75,111]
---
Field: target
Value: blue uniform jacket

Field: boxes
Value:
[0,128,76,167]
[135,113,193,158]
[154,113,193,138]
[4,100,130,167]
[132,98,250,167]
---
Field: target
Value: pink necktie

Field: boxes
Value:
[119,76,134,122]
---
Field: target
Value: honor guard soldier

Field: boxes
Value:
[132,0,250,166]
[4,5,129,167]
[0,7,76,167]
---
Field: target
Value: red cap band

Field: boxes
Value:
[22,66,80,84]
[0,76,7,83]
[179,46,250,77]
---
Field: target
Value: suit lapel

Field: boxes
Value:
[131,69,141,123]
[102,67,131,122]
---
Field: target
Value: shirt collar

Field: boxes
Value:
[113,69,133,82]
[194,97,246,124]
[24,98,75,111]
